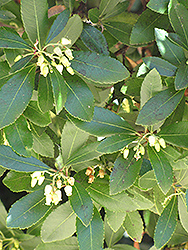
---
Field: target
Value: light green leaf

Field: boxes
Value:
[21,0,48,48]
[71,51,130,84]
[0,0,11,7]
[41,201,76,242]
[62,0,75,14]
[142,57,177,76]
[100,1,129,20]
[49,69,67,115]
[168,221,188,246]
[23,101,51,127]
[154,196,177,249]
[136,88,184,126]
[99,0,120,18]
[76,207,103,250]
[123,211,144,243]
[0,28,32,49]
[110,153,142,195]
[64,72,94,121]
[0,199,11,238]
[69,181,93,226]
[140,68,162,109]
[138,170,157,190]
[35,237,79,250]
[0,65,36,130]
[148,146,173,194]
[50,14,83,46]
[106,209,126,232]
[61,120,89,165]
[113,245,137,250]
[6,190,52,229]
[0,10,16,21]
[155,28,186,66]
[178,194,188,233]
[0,145,50,172]
[158,121,188,148]
[4,115,33,157]
[147,0,169,14]
[175,62,188,90]
[38,75,54,113]
[68,106,135,137]
[46,9,70,44]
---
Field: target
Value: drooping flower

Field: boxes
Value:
[66,66,74,75]
[54,46,62,56]
[148,135,156,147]
[31,171,45,188]
[159,138,166,148]
[67,177,75,186]
[123,148,129,159]
[64,185,72,196]
[40,63,49,77]
[60,56,71,67]
[61,38,71,46]
[56,64,63,74]
[64,49,74,60]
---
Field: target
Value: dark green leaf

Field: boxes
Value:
[21,0,48,48]
[4,48,23,67]
[35,237,79,250]
[38,75,54,113]
[76,207,103,250]
[80,24,109,55]
[0,10,16,21]
[88,8,100,23]
[6,190,52,229]
[23,101,51,127]
[99,0,120,18]
[62,0,75,13]
[0,28,32,49]
[110,154,142,195]
[147,0,169,14]
[0,65,36,129]
[68,106,135,137]
[155,28,186,66]
[0,145,50,172]
[10,54,34,73]
[136,88,184,126]
[64,72,94,121]
[142,57,177,76]
[97,134,138,154]
[159,121,188,148]
[50,69,67,115]
[0,61,10,84]
[175,63,188,90]
[41,201,76,242]
[100,1,129,20]
[71,51,130,84]
[4,115,33,157]
[46,9,70,44]
[148,145,173,194]
[154,196,177,249]
[178,194,188,233]
[69,181,93,226]
[168,33,188,51]
[0,0,11,7]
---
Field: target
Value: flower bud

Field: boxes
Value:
[14,55,22,62]
[85,167,93,176]
[38,175,45,186]
[14,239,20,248]
[155,142,160,152]
[40,63,49,77]
[56,179,62,189]
[31,178,38,188]
[64,185,72,196]
[159,138,166,148]
[60,56,71,67]
[68,177,75,186]
[88,174,95,184]
[61,38,71,45]
[64,49,74,60]
[123,148,129,159]
[54,46,62,56]
[66,66,74,75]
[37,54,44,66]
[148,135,156,146]
[98,169,105,178]
[139,145,145,155]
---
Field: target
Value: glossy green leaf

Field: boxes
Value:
[88,8,100,23]
[68,106,135,137]
[154,196,177,249]
[130,9,170,45]
[45,9,70,44]
[71,51,130,84]
[32,131,54,158]
[155,28,186,66]
[148,145,173,194]
[168,0,188,47]
[100,1,129,20]
[139,170,157,190]
[110,153,142,195]
[80,23,109,55]
[159,121,188,148]
[175,63,188,90]
[4,48,23,67]
[10,54,34,73]
[35,237,79,250]
[38,75,54,113]
[136,88,184,126]
[69,181,93,226]
[0,145,50,172]
[0,28,32,49]
[140,68,162,109]
[61,120,89,165]
[64,72,94,121]
[99,0,120,18]
[50,14,83,46]
[168,221,188,247]
[4,115,33,157]
[123,211,144,243]
[178,194,188,233]
[21,0,48,48]
[49,69,67,115]
[6,190,52,229]
[65,141,102,167]
[63,0,75,13]
[0,65,35,129]
[147,0,169,14]
[23,101,51,127]
[41,201,76,242]
[0,61,10,83]
[168,33,188,51]
[142,57,177,76]
[0,10,16,21]
[76,207,103,250]
[106,209,126,232]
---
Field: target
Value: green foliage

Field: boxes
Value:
[0,0,188,249]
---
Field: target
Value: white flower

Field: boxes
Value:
[44,185,53,195]
[56,179,62,189]
[159,138,166,148]
[37,55,44,66]
[64,185,72,196]
[139,145,145,155]
[54,46,62,56]
[60,56,71,67]
[64,49,74,60]
[45,194,52,206]
[67,177,75,186]
[66,66,74,75]
[148,135,156,146]
[155,142,160,152]
[61,38,71,46]
[31,171,45,187]
[40,63,49,77]
[123,148,129,159]
[52,190,62,205]
[56,64,63,74]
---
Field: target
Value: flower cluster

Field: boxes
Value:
[85,166,105,183]
[148,135,166,152]
[44,184,62,205]
[35,38,74,77]
[133,144,145,160]
[30,171,45,187]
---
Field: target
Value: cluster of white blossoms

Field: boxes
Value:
[30,170,75,206]
[122,144,145,161]
[36,38,74,77]
[148,135,166,152]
